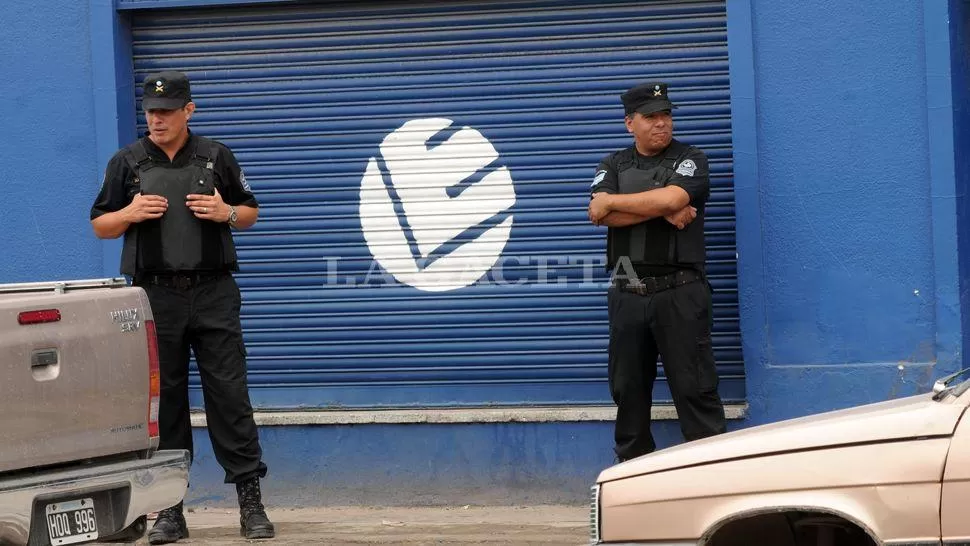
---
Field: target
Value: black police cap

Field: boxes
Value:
[620,82,678,116]
[142,71,192,111]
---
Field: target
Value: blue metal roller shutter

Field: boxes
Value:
[127,0,743,409]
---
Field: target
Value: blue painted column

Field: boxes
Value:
[951,0,970,371]
[729,1,963,424]
[90,0,136,277]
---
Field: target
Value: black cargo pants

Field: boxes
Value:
[136,271,268,484]
[607,273,727,461]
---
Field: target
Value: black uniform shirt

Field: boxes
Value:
[589,141,710,276]
[90,131,258,220]
[590,143,710,205]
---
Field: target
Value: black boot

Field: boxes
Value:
[237,477,275,539]
[147,502,189,545]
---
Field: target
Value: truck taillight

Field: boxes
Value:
[18,309,61,325]
[146,319,160,439]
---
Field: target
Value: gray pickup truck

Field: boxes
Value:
[0,278,189,546]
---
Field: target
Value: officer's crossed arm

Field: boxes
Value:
[592,207,651,228]
[587,163,654,227]
[589,186,690,225]
[587,149,709,228]
[590,191,655,228]
[587,160,696,228]
[592,194,696,229]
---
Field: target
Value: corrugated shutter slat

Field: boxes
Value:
[131,0,743,409]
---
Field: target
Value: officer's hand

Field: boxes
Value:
[186,188,230,222]
[124,193,168,223]
[664,205,696,229]
[588,193,613,224]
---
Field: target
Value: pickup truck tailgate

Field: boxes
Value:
[0,279,154,474]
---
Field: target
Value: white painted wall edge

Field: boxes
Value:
[189,404,748,427]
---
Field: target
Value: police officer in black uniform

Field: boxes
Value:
[588,82,727,462]
[90,71,274,543]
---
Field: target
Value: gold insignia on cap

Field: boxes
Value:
[155,80,164,93]
[653,85,663,97]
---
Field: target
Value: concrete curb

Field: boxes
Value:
[190,404,748,427]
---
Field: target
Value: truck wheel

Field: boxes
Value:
[99,515,147,542]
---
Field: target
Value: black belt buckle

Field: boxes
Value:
[616,277,658,296]
[139,272,212,290]
[617,270,698,295]
[171,274,193,290]
[635,277,661,295]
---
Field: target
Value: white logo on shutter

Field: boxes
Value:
[359,118,516,292]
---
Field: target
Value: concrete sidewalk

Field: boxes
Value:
[128,505,589,545]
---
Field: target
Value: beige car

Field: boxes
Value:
[591,369,970,546]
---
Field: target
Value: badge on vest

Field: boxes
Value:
[675,159,697,177]
[591,169,607,188]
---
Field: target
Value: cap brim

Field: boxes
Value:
[142,97,187,110]
[634,100,677,116]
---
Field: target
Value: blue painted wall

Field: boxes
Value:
[186,424,622,507]
[757,2,933,365]
[183,421,730,507]
[952,0,970,372]
[0,0,105,283]
[730,0,963,425]
[0,0,963,506]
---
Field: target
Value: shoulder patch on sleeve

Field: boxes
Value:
[240,170,252,192]
[590,169,607,188]
[675,159,697,177]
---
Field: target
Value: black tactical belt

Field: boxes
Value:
[135,271,226,290]
[613,269,701,296]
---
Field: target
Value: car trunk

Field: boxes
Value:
[0,279,154,474]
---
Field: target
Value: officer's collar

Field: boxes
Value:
[142,129,196,160]
[632,138,675,159]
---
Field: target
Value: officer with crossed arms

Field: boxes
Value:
[588,81,727,463]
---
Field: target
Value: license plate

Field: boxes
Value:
[45,498,98,545]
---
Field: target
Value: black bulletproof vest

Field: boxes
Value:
[606,140,707,269]
[120,137,237,275]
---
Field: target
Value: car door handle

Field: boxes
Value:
[31,349,60,381]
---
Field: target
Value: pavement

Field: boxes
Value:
[123,505,589,545]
